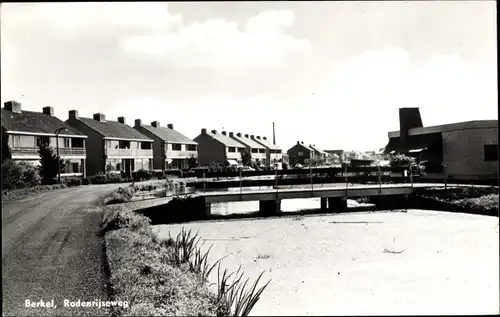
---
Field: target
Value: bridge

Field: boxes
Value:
[190,183,448,218]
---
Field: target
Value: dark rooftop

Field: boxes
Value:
[140,124,197,145]
[75,117,153,141]
[1,108,86,137]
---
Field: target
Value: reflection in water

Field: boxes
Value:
[211,198,323,216]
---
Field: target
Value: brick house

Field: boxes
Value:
[134,120,197,170]
[287,141,314,166]
[385,107,498,181]
[251,135,283,168]
[228,132,267,166]
[193,129,246,167]
[1,101,88,177]
[66,111,153,176]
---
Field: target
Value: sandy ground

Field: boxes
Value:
[155,210,499,316]
[2,183,128,316]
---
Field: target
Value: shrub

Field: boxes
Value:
[89,172,126,184]
[61,176,83,187]
[133,169,153,181]
[101,207,151,234]
[103,185,137,205]
[2,160,41,189]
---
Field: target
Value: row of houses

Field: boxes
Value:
[1,101,284,177]
[2,101,497,181]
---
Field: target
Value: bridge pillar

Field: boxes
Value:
[321,197,328,210]
[328,197,347,213]
[369,195,410,210]
[259,200,281,217]
[202,202,211,220]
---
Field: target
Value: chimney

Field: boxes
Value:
[93,113,106,122]
[222,131,227,136]
[237,133,242,137]
[244,134,249,138]
[301,141,304,144]
[42,106,54,116]
[151,121,160,128]
[229,132,234,137]
[399,107,423,152]
[118,117,126,124]
[263,137,267,140]
[4,101,22,113]
[69,110,79,120]
[297,141,300,144]
[167,123,174,129]
[201,128,207,134]
[211,129,217,134]
[273,122,276,145]
[257,136,261,140]
[135,119,142,127]
[250,135,255,139]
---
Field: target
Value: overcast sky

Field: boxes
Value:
[1,1,497,151]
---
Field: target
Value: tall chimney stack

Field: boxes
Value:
[273,122,276,145]
[42,106,54,116]
[118,117,126,124]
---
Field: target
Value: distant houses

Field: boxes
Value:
[251,135,283,168]
[1,101,88,176]
[66,111,153,176]
[287,141,316,166]
[229,132,267,166]
[193,129,246,167]
[134,120,197,171]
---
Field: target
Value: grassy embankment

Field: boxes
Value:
[2,184,70,202]
[420,186,498,213]
[101,203,271,316]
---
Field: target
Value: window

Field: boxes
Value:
[118,140,130,149]
[63,138,70,148]
[251,148,258,153]
[187,144,197,151]
[12,135,20,147]
[72,138,84,148]
[484,144,498,161]
[238,148,244,153]
[172,143,182,151]
[228,147,236,153]
[259,149,265,153]
[140,142,152,150]
[35,136,49,147]
[298,151,303,156]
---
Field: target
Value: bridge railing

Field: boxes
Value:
[193,165,422,192]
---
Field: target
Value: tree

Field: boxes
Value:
[39,144,65,184]
[188,155,198,169]
[241,149,252,166]
[2,129,11,163]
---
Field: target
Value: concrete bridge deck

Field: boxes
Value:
[200,183,446,204]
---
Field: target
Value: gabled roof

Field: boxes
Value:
[76,117,153,141]
[288,142,313,153]
[309,144,326,154]
[253,137,281,150]
[231,135,266,150]
[209,132,245,148]
[1,108,85,136]
[140,125,196,145]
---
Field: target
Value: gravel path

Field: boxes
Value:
[2,183,125,316]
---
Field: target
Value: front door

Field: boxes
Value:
[123,159,134,177]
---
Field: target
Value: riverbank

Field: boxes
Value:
[154,210,499,315]
[101,204,270,316]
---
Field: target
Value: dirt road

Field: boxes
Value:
[2,184,125,316]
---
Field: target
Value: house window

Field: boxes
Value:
[118,140,130,149]
[484,144,498,161]
[228,147,236,153]
[35,136,50,147]
[259,149,265,153]
[172,143,182,151]
[251,148,258,153]
[12,135,20,147]
[72,138,84,148]
[298,151,303,156]
[238,148,244,153]
[187,144,197,151]
[63,138,70,148]
[140,142,152,150]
